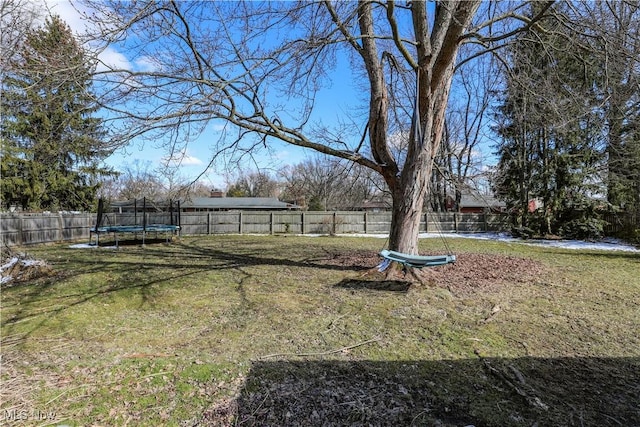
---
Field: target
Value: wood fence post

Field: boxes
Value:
[207,212,211,235]
[239,212,243,234]
[58,212,64,242]
[270,212,274,235]
[301,212,305,234]
[364,212,368,234]
[333,212,337,235]
[18,214,24,245]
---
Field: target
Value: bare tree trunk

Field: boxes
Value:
[374,0,478,255]
[388,173,428,255]
[387,64,454,254]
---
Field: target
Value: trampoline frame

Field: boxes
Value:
[90,198,181,247]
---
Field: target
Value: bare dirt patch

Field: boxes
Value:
[321,250,549,295]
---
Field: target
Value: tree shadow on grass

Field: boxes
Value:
[334,278,412,293]
[0,239,375,342]
[207,356,640,426]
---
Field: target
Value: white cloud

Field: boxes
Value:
[273,150,291,160]
[134,56,159,72]
[162,148,204,167]
[97,46,133,71]
[180,154,204,166]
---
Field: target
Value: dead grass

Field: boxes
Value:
[1,235,639,426]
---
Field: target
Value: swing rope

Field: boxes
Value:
[432,211,454,256]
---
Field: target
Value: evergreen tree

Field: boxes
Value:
[1,15,111,211]
[493,4,605,237]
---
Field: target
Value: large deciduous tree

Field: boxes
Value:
[0,0,41,69]
[226,170,280,198]
[83,1,552,255]
[589,1,640,214]
[279,156,382,211]
[1,14,112,211]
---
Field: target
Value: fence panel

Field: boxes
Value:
[456,213,485,233]
[22,215,56,244]
[365,212,392,233]
[427,212,456,233]
[602,212,639,234]
[0,214,22,246]
[61,214,94,241]
[273,212,303,234]
[2,210,516,246]
[303,212,336,234]
[1,213,95,246]
[180,213,210,235]
[485,213,510,232]
[336,213,365,234]
[239,212,269,234]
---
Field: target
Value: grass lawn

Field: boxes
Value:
[1,234,639,426]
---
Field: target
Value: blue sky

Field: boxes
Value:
[41,0,370,189]
[41,0,494,190]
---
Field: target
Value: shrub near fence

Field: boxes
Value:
[1,211,511,247]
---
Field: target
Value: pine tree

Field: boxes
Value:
[1,15,111,211]
[493,4,605,238]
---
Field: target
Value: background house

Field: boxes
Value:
[446,192,506,213]
[180,197,299,212]
[108,194,299,213]
[348,199,391,212]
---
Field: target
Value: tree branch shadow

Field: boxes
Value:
[333,278,412,293]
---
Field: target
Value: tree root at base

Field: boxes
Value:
[359,263,435,286]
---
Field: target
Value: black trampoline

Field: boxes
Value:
[90,198,181,247]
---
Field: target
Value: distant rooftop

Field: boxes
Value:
[182,197,299,210]
[459,193,505,208]
[108,197,299,211]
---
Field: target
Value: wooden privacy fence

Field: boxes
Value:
[103,211,509,237]
[2,211,510,246]
[602,212,639,234]
[1,212,96,246]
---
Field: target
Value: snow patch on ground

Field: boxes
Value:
[65,233,638,252]
[431,232,639,252]
[1,254,52,285]
[0,257,20,284]
[329,232,639,253]
[68,243,118,249]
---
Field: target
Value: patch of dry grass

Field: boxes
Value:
[1,235,638,425]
